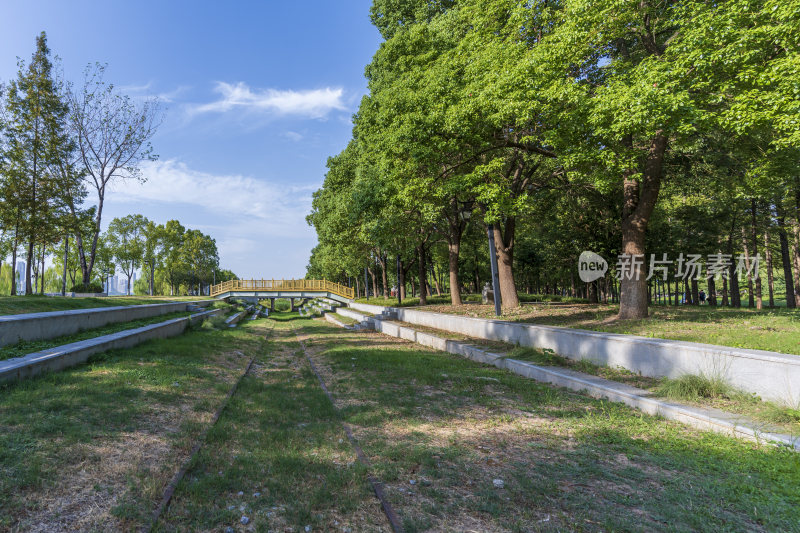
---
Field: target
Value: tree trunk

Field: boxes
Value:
[691,279,699,305]
[794,187,800,306]
[377,252,388,297]
[708,275,717,306]
[11,233,18,296]
[399,260,407,299]
[432,263,442,296]
[417,245,428,306]
[25,239,34,295]
[727,218,741,308]
[492,219,519,309]
[776,210,796,308]
[750,200,762,309]
[741,226,755,308]
[40,245,45,294]
[62,236,69,296]
[764,228,774,308]
[792,226,800,307]
[367,267,378,299]
[448,242,462,305]
[587,281,598,303]
[722,277,729,306]
[618,133,667,319]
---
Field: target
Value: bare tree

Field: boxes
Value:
[68,64,161,284]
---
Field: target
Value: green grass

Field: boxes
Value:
[419,302,800,355]
[0,320,269,530]
[0,294,210,316]
[155,313,378,531]
[163,316,800,531]
[0,311,195,361]
[332,313,359,326]
[655,374,736,401]
[5,312,799,531]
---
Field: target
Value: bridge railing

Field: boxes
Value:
[210,279,355,300]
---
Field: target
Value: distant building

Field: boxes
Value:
[15,261,25,290]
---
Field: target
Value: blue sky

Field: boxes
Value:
[0,0,381,278]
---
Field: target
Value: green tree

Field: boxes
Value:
[142,221,164,296]
[159,219,185,296]
[3,32,73,294]
[180,229,218,296]
[106,214,146,295]
[68,64,161,285]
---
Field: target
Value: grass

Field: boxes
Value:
[4,311,800,531]
[161,316,800,531]
[0,311,194,361]
[0,319,270,531]
[391,320,800,435]
[418,302,800,356]
[332,313,359,326]
[0,294,211,316]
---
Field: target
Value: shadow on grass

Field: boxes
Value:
[314,332,800,531]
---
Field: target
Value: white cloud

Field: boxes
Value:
[191,82,345,118]
[109,159,316,232]
[118,82,189,103]
[106,160,320,278]
[284,131,304,142]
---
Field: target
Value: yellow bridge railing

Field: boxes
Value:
[210,279,355,300]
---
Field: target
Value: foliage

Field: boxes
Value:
[69,281,104,293]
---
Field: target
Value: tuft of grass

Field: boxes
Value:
[761,404,800,425]
[655,374,734,401]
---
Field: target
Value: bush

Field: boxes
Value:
[69,282,104,293]
[274,299,291,312]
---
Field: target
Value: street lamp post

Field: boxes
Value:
[486,223,502,316]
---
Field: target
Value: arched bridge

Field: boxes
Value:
[210,279,354,304]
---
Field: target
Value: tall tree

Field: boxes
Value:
[68,64,161,285]
[3,32,73,294]
[141,221,164,296]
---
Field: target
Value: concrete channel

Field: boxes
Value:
[325,311,799,451]
[0,300,216,347]
[347,302,800,406]
[0,308,222,384]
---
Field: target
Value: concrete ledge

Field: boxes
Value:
[0,301,206,347]
[336,308,370,322]
[351,303,800,406]
[225,308,251,327]
[368,319,799,451]
[0,308,220,384]
[325,313,352,329]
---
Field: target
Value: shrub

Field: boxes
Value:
[656,374,733,401]
[69,282,104,293]
[274,299,291,312]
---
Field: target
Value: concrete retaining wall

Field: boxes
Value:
[0,308,221,384]
[350,303,800,406]
[370,319,799,450]
[0,300,215,347]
